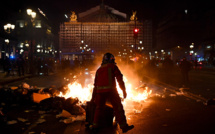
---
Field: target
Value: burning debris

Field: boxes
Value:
[0,70,153,128]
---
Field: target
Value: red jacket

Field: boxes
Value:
[94,63,126,93]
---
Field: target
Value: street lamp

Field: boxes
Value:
[189,43,194,60]
[26,9,37,74]
[4,23,15,33]
[5,39,9,44]
[3,23,15,58]
[27,9,36,21]
[190,43,194,49]
[4,39,10,57]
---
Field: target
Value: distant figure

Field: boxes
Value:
[36,57,42,75]
[43,58,49,76]
[17,55,25,76]
[194,60,198,69]
[147,58,157,78]
[4,57,11,77]
[163,55,174,83]
[73,58,80,74]
[74,58,80,68]
[179,57,191,86]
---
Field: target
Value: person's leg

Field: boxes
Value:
[92,93,107,128]
[109,91,127,128]
[110,91,134,133]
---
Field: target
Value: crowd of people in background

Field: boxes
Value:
[1,55,26,77]
[0,55,57,77]
[139,56,193,86]
[0,53,214,87]
[0,55,96,78]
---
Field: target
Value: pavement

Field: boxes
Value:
[1,65,215,134]
[0,69,57,86]
[0,64,214,86]
[0,71,34,86]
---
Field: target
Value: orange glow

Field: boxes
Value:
[130,56,139,61]
[58,72,152,112]
[58,81,93,103]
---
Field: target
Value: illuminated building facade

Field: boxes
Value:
[15,8,55,58]
[59,4,152,60]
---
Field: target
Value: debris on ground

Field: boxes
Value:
[0,83,90,127]
[7,120,18,125]
[17,117,28,122]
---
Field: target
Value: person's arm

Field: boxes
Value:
[114,65,127,98]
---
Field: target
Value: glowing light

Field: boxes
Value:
[58,72,152,113]
[27,9,32,15]
[38,8,46,17]
[31,12,36,18]
[65,14,68,18]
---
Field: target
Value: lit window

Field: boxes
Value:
[35,20,42,28]
[207,46,211,49]
[18,21,25,28]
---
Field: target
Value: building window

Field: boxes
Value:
[17,20,25,28]
[35,20,42,28]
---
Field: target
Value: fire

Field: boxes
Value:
[130,56,139,61]
[116,77,152,102]
[58,74,152,112]
[58,81,93,103]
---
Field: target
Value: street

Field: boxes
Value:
[1,67,215,134]
[1,0,215,133]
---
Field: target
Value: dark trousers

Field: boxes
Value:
[93,91,127,128]
[18,66,24,76]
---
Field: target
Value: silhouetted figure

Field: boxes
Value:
[36,57,42,75]
[194,60,198,69]
[17,55,25,76]
[163,56,174,83]
[179,57,191,86]
[73,58,80,74]
[147,58,157,78]
[4,57,11,77]
[43,58,49,76]
[48,58,55,73]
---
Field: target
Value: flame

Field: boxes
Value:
[130,56,139,61]
[116,77,152,102]
[58,73,152,112]
[58,81,93,103]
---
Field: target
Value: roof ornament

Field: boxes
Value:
[70,11,77,22]
[130,11,137,21]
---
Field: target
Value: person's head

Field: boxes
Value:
[102,53,115,65]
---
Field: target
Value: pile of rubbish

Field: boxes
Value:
[0,83,87,126]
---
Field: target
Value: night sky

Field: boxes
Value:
[0,0,214,33]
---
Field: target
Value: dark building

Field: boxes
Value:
[0,7,55,60]
[15,8,55,58]
[155,5,215,63]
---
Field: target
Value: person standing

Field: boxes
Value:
[4,57,11,77]
[163,55,174,83]
[17,55,25,76]
[90,53,134,133]
[179,57,191,86]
